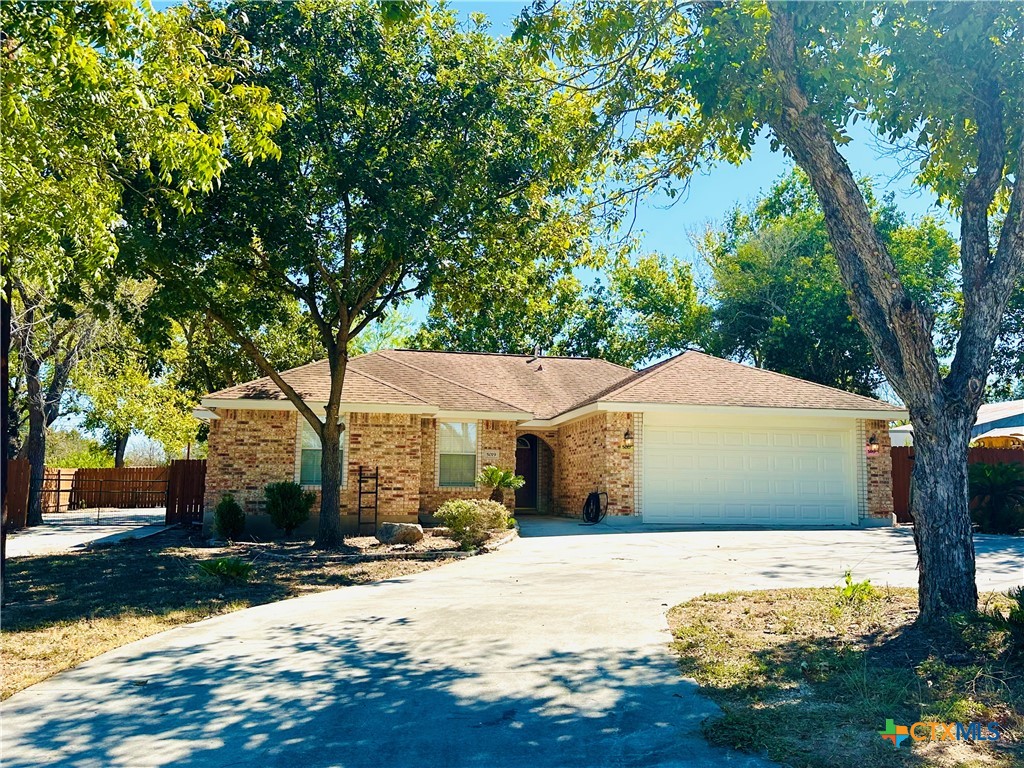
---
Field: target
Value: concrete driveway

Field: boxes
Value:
[3,520,1022,768]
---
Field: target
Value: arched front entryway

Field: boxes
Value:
[514,433,555,514]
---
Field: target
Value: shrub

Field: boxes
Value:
[264,481,315,536]
[476,465,525,503]
[197,556,253,584]
[969,462,1024,534]
[434,498,510,550]
[213,493,245,541]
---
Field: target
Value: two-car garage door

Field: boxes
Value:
[642,412,858,526]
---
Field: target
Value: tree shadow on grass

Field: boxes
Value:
[676,607,1023,768]
[1,530,426,634]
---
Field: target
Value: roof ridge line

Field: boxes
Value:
[346,367,431,404]
[375,351,527,412]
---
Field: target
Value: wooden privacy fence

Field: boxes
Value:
[5,458,31,528]
[165,459,207,526]
[42,466,170,513]
[891,446,1024,524]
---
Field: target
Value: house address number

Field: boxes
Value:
[480,449,500,461]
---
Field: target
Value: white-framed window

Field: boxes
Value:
[297,417,346,487]
[438,421,477,488]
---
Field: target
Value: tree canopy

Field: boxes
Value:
[122,0,593,546]
[520,0,1024,620]
[701,171,959,396]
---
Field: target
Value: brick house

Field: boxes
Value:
[198,349,904,535]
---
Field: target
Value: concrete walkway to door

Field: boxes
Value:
[2,520,1022,768]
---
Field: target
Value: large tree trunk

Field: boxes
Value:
[113,432,129,468]
[1,279,11,600]
[761,8,1023,622]
[24,383,46,527]
[316,414,345,548]
[911,408,979,617]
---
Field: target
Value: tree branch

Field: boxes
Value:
[205,306,326,435]
[765,7,940,407]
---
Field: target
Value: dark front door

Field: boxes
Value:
[515,435,538,510]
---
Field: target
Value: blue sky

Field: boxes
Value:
[433,2,954,317]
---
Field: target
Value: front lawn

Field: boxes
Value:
[669,586,1023,768]
[1,527,467,699]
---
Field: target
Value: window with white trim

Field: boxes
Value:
[298,418,345,487]
[438,422,477,488]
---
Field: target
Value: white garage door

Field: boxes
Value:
[642,412,858,526]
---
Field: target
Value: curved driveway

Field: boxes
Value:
[3,520,1022,768]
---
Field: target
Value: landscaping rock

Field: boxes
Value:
[375,523,424,545]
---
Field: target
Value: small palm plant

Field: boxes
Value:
[969,462,1024,534]
[476,465,525,503]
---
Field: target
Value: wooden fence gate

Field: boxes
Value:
[891,446,1024,523]
[165,459,206,526]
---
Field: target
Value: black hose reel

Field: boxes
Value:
[580,490,608,525]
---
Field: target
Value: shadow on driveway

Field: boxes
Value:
[1,614,768,768]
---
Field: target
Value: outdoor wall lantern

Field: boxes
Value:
[623,428,634,450]
[865,434,881,456]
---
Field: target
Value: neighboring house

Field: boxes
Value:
[197,349,906,535]
[890,399,1024,449]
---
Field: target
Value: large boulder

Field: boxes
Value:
[375,522,424,545]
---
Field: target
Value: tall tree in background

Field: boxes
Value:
[125,0,588,547]
[416,253,708,367]
[701,171,958,396]
[524,1,1024,621]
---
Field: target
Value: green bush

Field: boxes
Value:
[435,498,510,550]
[213,493,245,541]
[264,481,315,536]
[197,556,253,584]
[969,462,1024,534]
[476,465,525,503]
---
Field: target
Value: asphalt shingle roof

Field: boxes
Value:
[205,348,903,419]
[590,350,901,413]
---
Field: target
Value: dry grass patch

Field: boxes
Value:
[668,585,1023,768]
[1,527,465,699]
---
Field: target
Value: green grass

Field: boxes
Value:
[668,588,1022,768]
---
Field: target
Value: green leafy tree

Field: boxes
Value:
[524,1,1024,620]
[75,354,196,467]
[702,171,958,395]
[44,429,114,469]
[983,280,1024,401]
[162,305,325,403]
[416,253,708,366]
[348,304,417,358]
[124,0,587,547]
[0,0,280,543]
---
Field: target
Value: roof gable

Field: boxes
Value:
[586,350,901,413]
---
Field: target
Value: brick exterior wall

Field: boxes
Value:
[340,412,421,519]
[555,412,636,517]
[863,418,894,519]
[205,407,890,531]
[205,409,298,513]
[206,409,520,535]
[419,419,518,513]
